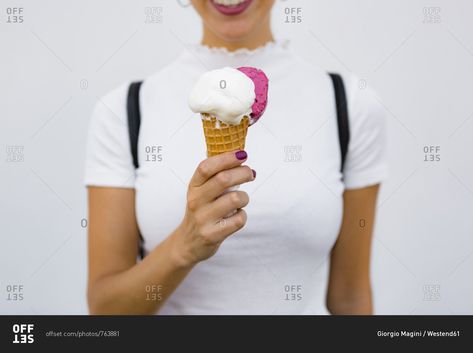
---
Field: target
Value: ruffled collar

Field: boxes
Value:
[179,39,290,70]
[193,40,289,57]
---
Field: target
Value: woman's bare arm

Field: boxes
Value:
[326,184,380,315]
[87,186,193,314]
[87,151,255,314]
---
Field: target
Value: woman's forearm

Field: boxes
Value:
[327,287,373,315]
[88,226,194,314]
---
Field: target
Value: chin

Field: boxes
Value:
[215,21,254,42]
[192,0,273,44]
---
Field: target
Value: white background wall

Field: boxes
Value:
[1,0,472,314]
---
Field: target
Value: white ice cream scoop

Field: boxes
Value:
[188,67,255,125]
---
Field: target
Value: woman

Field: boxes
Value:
[85,0,387,314]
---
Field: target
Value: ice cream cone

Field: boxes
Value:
[201,113,249,157]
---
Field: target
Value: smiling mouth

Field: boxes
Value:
[210,0,253,16]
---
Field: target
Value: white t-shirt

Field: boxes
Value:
[84,41,388,315]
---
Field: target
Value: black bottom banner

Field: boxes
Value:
[0,315,471,350]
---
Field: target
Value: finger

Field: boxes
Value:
[189,150,248,187]
[205,209,248,243]
[195,166,254,202]
[206,191,249,220]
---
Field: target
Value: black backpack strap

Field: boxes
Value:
[329,73,350,173]
[127,81,143,169]
[126,81,145,259]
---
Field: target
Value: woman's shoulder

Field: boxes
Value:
[102,55,190,95]
[94,56,187,109]
[287,53,383,114]
[291,53,385,129]
[336,72,387,131]
[281,51,330,83]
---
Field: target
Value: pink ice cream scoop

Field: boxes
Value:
[237,66,269,125]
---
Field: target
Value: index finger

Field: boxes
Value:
[189,150,248,187]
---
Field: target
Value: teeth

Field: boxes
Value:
[213,0,246,7]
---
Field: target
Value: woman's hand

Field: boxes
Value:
[172,150,255,266]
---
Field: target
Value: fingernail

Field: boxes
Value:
[235,150,247,160]
[252,169,256,179]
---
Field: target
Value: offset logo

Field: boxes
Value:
[144,7,163,24]
[145,145,163,162]
[284,284,302,301]
[6,145,24,162]
[284,7,302,24]
[5,7,24,23]
[12,324,34,344]
[6,284,24,301]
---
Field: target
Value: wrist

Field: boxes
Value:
[168,224,197,270]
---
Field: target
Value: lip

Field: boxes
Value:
[210,0,253,16]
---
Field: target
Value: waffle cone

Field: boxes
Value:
[201,114,249,157]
